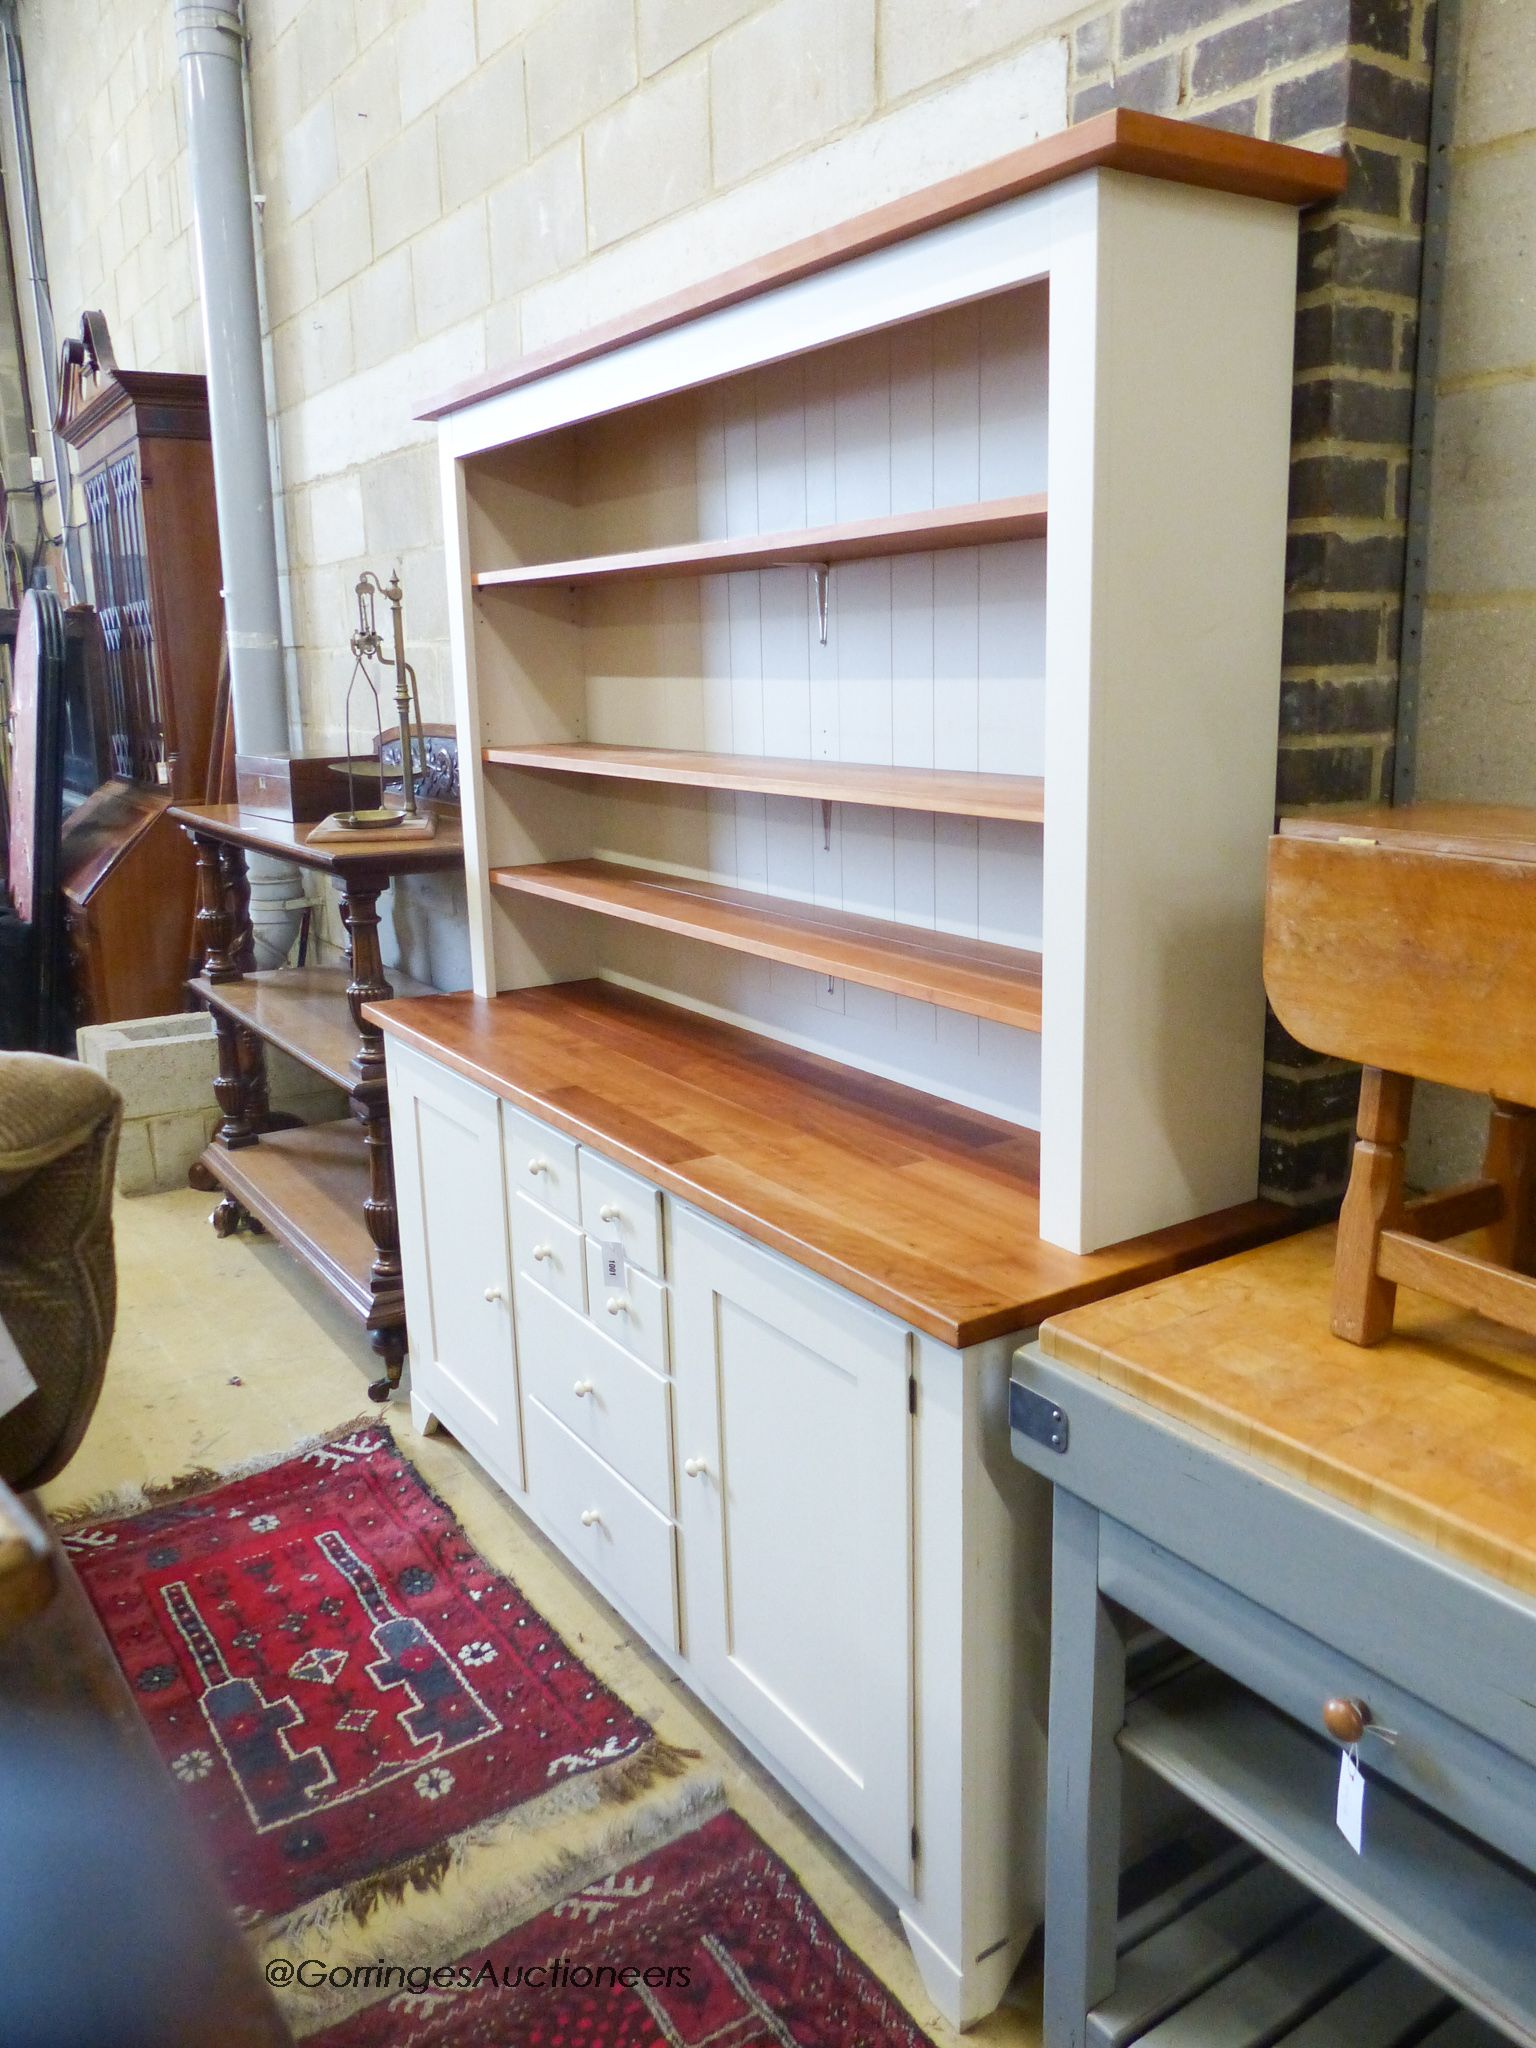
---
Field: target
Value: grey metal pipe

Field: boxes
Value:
[175,0,286,757]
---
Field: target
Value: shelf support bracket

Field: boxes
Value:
[811,562,830,645]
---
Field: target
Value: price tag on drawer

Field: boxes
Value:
[1336,1747,1365,1854]
[601,1240,627,1291]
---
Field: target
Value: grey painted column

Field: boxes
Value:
[174,0,286,759]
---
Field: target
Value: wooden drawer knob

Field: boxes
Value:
[528,1156,550,1176]
[580,1508,602,1528]
[1323,1696,1371,1744]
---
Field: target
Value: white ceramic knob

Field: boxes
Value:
[533,1243,553,1262]
[528,1156,549,1176]
[483,1285,503,1303]
[580,1508,602,1527]
[605,1294,629,1317]
[600,1202,622,1223]
[573,1379,594,1398]
[684,1457,707,1479]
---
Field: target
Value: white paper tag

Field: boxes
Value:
[0,1312,37,1423]
[601,1240,627,1290]
[1336,1747,1365,1854]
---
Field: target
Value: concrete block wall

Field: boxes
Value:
[1408,0,1536,1188]
[13,0,1447,1205]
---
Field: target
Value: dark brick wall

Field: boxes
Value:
[1069,0,1435,1206]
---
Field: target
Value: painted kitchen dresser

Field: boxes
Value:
[370,113,1343,2028]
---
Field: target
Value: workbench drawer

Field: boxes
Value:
[1099,1518,1536,1881]
[525,1396,679,1653]
[518,1278,674,1515]
[503,1104,580,1225]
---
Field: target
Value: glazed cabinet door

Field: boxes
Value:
[671,1205,914,1888]
[386,1041,523,1493]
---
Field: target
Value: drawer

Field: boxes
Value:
[503,1104,580,1225]
[1098,1516,1536,1881]
[510,1190,586,1313]
[579,1149,664,1277]
[582,1236,670,1376]
[519,1279,673,1513]
[524,1396,679,1652]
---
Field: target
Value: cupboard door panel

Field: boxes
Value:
[671,1205,914,1887]
[389,1044,523,1489]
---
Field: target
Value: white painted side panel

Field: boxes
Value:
[1040,174,1297,1250]
[438,448,497,998]
[670,1204,914,1888]
[387,1039,524,1489]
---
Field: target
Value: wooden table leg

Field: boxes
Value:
[1332,1066,1413,1345]
[1483,1099,1536,1274]
[340,874,407,1402]
[187,835,256,1231]
[1043,1490,1127,2048]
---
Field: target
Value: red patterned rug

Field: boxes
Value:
[63,1423,691,1927]
[308,1808,935,2047]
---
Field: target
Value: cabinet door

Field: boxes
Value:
[671,1206,913,1887]
[387,1042,523,1491]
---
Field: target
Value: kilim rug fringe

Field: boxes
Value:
[47,1413,387,1529]
[272,1781,729,2037]
[261,1728,713,1949]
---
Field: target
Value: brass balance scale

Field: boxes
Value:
[309,569,437,842]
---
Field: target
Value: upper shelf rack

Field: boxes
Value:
[482,744,1046,824]
[470,495,1047,591]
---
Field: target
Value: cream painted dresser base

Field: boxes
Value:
[388,1033,1048,2028]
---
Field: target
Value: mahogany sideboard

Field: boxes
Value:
[170,801,462,1400]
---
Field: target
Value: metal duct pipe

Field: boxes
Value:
[176,0,301,972]
[175,0,286,758]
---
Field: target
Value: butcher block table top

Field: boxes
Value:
[1041,1224,1536,1597]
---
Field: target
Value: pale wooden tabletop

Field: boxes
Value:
[1041,1224,1536,1598]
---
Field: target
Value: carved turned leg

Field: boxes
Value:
[191,831,238,982]
[1483,1098,1536,1273]
[340,873,406,1401]
[188,831,258,1155]
[218,842,279,1133]
[1332,1066,1413,1344]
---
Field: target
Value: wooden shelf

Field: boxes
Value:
[364,980,1290,1347]
[471,496,1047,591]
[197,1122,380,1323]
[192,965,434,1092]
[1122,1664,1536,2042]
[489,857,1044,1031]
[482,743,1046,825]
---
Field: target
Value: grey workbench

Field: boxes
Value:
[1010,1228,1536,2048]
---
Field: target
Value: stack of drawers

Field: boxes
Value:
[503,1106,680,1648]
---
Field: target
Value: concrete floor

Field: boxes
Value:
[44,1186,1042,2048]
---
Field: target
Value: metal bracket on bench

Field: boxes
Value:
[1010,1379,1069,1454]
